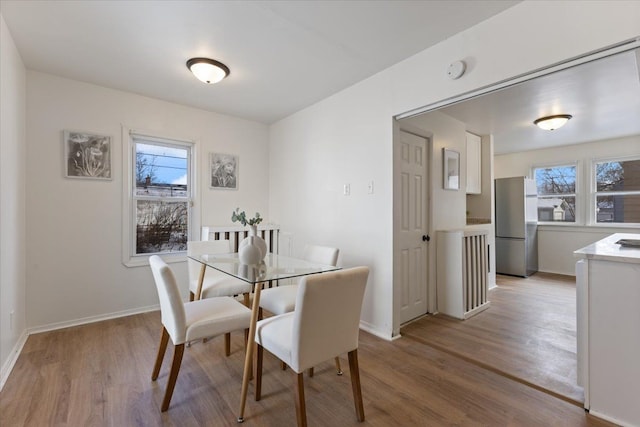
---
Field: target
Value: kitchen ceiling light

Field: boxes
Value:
[534,114,572,130]
[186,57,230,84]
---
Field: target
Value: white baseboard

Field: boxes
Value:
[589,409,635,427]
[537,268,576,277]
[0,329,28,392]
[359,320,395,341]
[27,304,159,335]
[0,304,159,392]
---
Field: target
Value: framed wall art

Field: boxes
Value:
[210,152,238,190]
[64,130,112,180]
[443,148,460,190]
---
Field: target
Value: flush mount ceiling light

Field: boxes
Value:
[186,57,230,84]
[533,114,573,131]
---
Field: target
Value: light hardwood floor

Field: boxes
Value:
[1,275,611,426]
[402,272,582,405]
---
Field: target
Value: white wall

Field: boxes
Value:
[0,14,27,385]
[269,75,394,335]
[25,72,270,330]
[495,135,640,275]
[269,1,640,339]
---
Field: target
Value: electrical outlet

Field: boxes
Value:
[367,180,374,194]
[343,184,350,196]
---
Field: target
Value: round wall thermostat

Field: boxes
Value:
[447,60,466,80]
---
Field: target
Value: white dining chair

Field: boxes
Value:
[254,266,369,427]
[188,240,253,355]
[259,244,339,314]
[187,240,253,302]
[258,244,341,374]
[149,255,251,412]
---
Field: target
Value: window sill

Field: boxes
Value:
[537,223,640,233]
[123,252,187,268]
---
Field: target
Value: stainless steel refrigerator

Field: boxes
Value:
[495,177,538,277]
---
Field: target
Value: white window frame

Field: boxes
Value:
[589,155,640,227]
[122,127,198,267]
[531,161,582,225]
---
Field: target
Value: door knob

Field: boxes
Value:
[422,235,430,242]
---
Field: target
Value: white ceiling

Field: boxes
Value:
[0,0,518,124]
[430,49,640,154]
[3,1,638,155]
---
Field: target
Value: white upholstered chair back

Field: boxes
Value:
[149,255,187,344]
[302,244,339,267]
[291,266,369,373]
[187,240,232,292]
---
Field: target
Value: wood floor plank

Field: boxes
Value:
[1,282,612,426]
[402,272,584,404]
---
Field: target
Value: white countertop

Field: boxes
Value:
[574,233,640,264]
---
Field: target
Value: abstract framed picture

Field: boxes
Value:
[443,148,460,190]
[210,152,238,190]
[64,130,112,180]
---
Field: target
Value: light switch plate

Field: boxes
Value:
[343,184,350,196]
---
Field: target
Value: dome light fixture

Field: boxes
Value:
[186,57,230,84]
[534,114,573,131]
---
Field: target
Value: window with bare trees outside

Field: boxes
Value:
[131,135,192,255]
[534,165,577,223]
[594,158,640,224]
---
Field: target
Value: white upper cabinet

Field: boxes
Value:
[466,132,482,194]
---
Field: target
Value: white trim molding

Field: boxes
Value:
[0,330,28,392]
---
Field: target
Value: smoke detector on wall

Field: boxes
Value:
[447,60,466,80]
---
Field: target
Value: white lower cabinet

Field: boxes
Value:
[575,234,640,427]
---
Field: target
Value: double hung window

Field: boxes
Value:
[593,158,640,224]
[534,165,577,223]
[128,133,193,259]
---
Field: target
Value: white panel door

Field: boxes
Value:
[398,130,429,323]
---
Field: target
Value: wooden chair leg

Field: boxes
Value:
[348,350,365,422]
[161,343,185,412]
[294,372,307,427]
[152,327,170,380]
[258,307,263,320]
[255,344,263,401]
[224,333,231,356]
[243,292,250,307]
[335,356,343,375]
[186,291,194,347]
[308,367,314,377]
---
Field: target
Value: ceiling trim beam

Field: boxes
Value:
[396,37,640,121]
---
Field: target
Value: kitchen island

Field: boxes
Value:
[575,233,640,427]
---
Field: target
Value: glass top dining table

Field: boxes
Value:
[187,252,340,423]
[188,252,340,285]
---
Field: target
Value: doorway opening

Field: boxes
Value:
[393,125,432,331]
[391,41,640,403]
